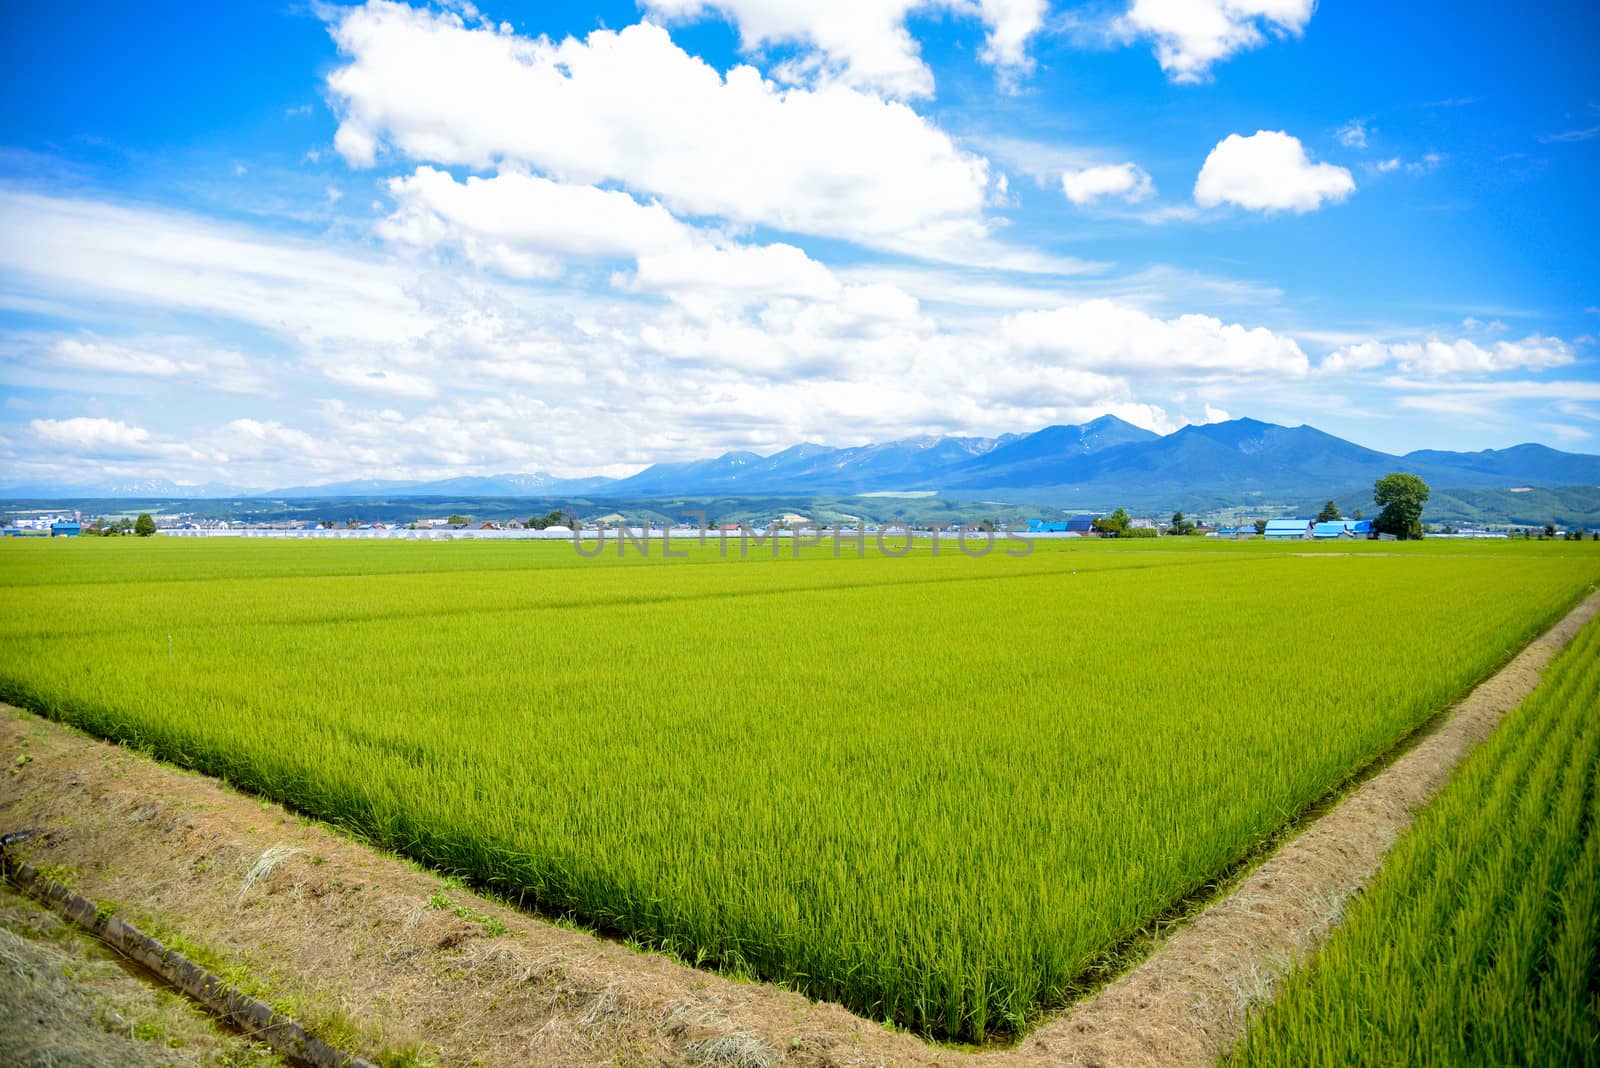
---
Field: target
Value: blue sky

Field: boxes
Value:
[1,0,1597,489]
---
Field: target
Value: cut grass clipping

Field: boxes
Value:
[1230,612,1600,1066]
[2,536,1598,1041]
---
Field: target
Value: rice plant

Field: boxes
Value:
[2,535,1596,1040]
[1230,612,1600,1066]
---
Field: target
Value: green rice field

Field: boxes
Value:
[1,536,1597,1040]
[1232,611,1600,1066]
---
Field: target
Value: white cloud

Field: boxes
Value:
[1117,0,1316,83]
[325,5,1012,264]
[1367,153,1443,178]
[1538,106,1600,145]
[47,338,267,393]
[1407,152,1443,175]
[1316,340,1392,374]
[1202,403,1232,423]
[645,0,936,98]
[1322,334,1575,376]
[219,419,325,460]
[1383,378,1600,402]
[30,417,218,462]
[971,0,1050,81]
[1061,163,1155,205]
[0,191,433,348]
[1001,298,1310,377]
[642,0,1046,98]
[320,363,441,398]
[379,166,843,308]
[1335,119,1368,149]
[52,338,190,378]
[1194,130,1355,213]
[1540,127,1599,144]
[31,416,154,453]
[1537,422,1591,443]
[1390,336,1574,376]
[0,190,1202,487]
[379,166,689,279]
[972,134,1109,188]
[633,243,843,311]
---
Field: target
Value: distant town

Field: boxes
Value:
[6,508,1592,542]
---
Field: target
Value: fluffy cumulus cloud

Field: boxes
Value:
[646,0,936,98]
[1118,0,1316,82]
[1001,298,1310,377]
[1061,163,1155,205]
[973,0,1050,76]
[31,416,157,453]
[30,417,220,463]
[325,4,1004,261]
[378,167,690,280]
[642,0,1046,98]
[1322,335,1575,377]
[379,166,843,309]
[1194,130,1355,213]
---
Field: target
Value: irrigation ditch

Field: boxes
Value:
[0,830,377,1068]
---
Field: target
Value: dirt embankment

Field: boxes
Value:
[2,590,1595,1067]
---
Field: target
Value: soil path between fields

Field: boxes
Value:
[1,589,1596,1068]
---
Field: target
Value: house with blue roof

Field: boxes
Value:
[1312,519,1377,539]
[1263,518,1314,540]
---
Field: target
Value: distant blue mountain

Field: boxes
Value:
[4,416,1597,503]
[936,415,1160,488]
[604,432,1021,495]
[1401,443,1600,485]
[595,416,1600,499]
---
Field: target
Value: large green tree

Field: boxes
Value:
[1316,500,1342,523]
[1373,473,1430,539]
[133,513,157,537]
[1169,511,1195,535]
[1092,508,1131,537]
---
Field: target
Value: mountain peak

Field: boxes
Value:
[1083,414,1135,430]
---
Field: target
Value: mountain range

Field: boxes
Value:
[5,416,1599,506]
